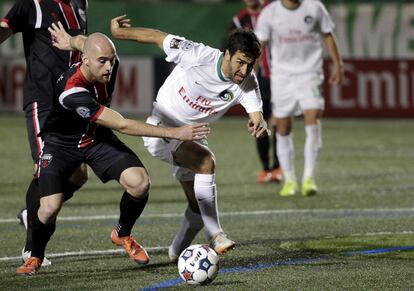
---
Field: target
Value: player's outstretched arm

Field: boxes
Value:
[49,22,86,52]
[247,111,270,138]
[95,106,210,141]
[110,15,167,50]
[0,22,13,45]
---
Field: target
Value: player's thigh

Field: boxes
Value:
[86,137,145,183]
[271,75,298,119]
[38,143,83,198]
[297,73,325,115]
[24,102,51,164]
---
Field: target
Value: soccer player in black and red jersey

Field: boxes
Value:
[16,26,210,275]
[0,0,89,266]
[231,0,282,184]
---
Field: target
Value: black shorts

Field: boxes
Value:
[257,75,271,120]
[37,136,144,197]
[24,102,51,163]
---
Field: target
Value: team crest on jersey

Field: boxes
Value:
[304,16,314,24]
[180,40,193,51]
[170,38,183,49]
[41,154,53,168]
[76,106,91,118]
[218,89,234,102]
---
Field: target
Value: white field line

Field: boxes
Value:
[0,246,168,262]
[1,208,414,224]
[1,231,414,262]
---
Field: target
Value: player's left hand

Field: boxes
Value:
[174,123,211,141]
[48,22,72,50]
[247,119,271,138]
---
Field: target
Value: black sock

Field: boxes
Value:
[116,191,149,237]
[272,132,280,169]
[31,213,56,260]
[24,178,41,252]
[256,135,270,171]
[62,180,82,202]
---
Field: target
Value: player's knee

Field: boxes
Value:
[198,153,216,174]
[38,199,62,224]
[125,171,151,198]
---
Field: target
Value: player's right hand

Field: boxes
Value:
[174,123,210,141]
[110,15,131,39]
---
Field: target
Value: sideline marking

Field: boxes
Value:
[2,208,414,223]
[140,246,414,290]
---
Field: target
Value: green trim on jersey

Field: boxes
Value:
[217,53,228,82]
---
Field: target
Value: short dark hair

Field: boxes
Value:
[225,28,261,60]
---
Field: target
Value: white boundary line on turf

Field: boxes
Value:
[1,231,414,263]
[1,208,414,224]
[0,246,168,262]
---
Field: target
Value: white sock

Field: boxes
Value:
[276,133,296,181]
[171,207,204,255]
[303,123,322,181]
[194,173,222,237]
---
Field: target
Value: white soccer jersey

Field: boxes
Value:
[152,34,262,126]
[255,0,335,75]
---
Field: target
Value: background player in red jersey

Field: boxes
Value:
[16,28,210,275]
[231,0,282,184]
[0,0,89,266]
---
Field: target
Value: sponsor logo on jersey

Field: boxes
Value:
[170,38,183,49]
[218,90,234,102]
[180,40,194,51]
[304,16,313,24]
[41,154,53,168]
[76,106,91,118]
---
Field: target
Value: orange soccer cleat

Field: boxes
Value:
[257,170,273,184]
[271,167,283,183]
[111,228,149,264]
[16,256,42,276]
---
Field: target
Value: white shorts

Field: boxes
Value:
[271,73,325,118]
[142,115,209,181]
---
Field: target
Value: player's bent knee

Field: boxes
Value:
[39,199,63,223]
[120,167,150,197]
[198,153,216,174]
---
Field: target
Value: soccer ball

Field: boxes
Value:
[177,244,219,285]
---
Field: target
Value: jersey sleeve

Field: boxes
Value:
[238,75,263,114]
[1,0,33,33]
[163,34,217,69]
[317,2,335,34]
[255,6,272,42]
[59,89,104,121]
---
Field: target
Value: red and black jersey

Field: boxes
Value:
[231,1,271,79]
[41,60,119,148]
[2,0,87,109]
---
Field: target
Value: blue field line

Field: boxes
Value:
[344,245,414,256]
[140,257,326,291]
[139,246,414,291]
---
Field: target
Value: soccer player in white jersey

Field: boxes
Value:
[110,15,270,259]
[255,0,344,196]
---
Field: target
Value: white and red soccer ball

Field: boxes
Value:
[177,244,219,285]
